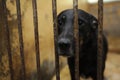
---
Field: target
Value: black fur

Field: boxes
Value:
[57,9,108,80]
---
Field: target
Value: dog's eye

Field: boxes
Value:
[58,20,63,26]
[58,15,66,26]
[78,19,84,26]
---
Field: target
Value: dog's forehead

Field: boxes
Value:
[58,9,90,20]
[58,10,73,19]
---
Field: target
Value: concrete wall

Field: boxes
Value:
[0,0,88,80]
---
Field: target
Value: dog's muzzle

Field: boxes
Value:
[58,38,73,57]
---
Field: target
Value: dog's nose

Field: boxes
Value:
[58,39,71,50]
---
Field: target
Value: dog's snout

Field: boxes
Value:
[59,42,70,49]
[58,39,71,50]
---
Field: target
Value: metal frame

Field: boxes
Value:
[32,0,41,80]
[73,0,80,80]
[52,0,60,80]
[97,0,104,80]
[16,0,26,80]
[2,0,14,80]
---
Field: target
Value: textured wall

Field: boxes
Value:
[0,0,88,80]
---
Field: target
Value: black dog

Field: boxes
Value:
[57,9,108,80]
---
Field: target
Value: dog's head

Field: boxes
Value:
[57,9,98,57]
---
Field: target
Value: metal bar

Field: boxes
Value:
[2,0,14,80]
[97,0,103,80]
[32,0,41,80]
[16,0,26,80]
[73,0,80,80]
[52,0,60,80]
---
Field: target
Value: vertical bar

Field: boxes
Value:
[97,0,103,80]
[2,0,14,80]
[16,0,26,80]
[52,0,60,80]
[73,0,80,80]
[32,0,41,80]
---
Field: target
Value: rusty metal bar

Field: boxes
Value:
[16,0,26,80]
[73,0,80,80]
[32,0,41,80]
[52,0,60,80]
[2,0,14,80]
[97,0,103,80]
